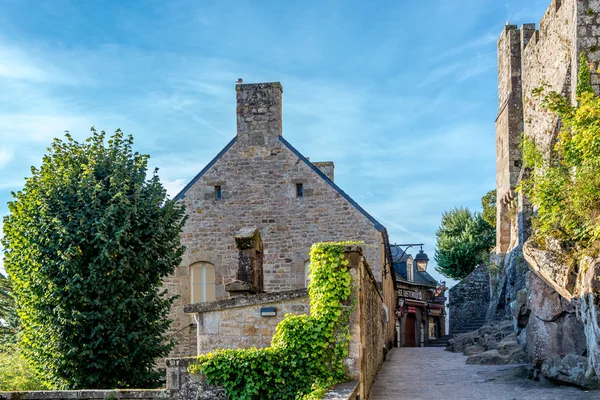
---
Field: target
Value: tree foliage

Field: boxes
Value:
[2,129,187,389]
[0,343,44,391]
[189,242,358,400]
[481,190,497,228]
[435,207,495,280]
[521,52,600,254]
[0,272,19,344]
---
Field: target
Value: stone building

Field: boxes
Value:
[164,81,396,357]
[491,0,600,387]
[392,250,445,347]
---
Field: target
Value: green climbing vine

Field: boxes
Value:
[188,241,360,400]
[521,52,600,256]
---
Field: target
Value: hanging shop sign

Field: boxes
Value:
[407,306,417,314]
[429,308,442,317]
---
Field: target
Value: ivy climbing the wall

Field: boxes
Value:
[188,241,359,400]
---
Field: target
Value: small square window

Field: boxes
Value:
[214,185,222,201]
[296,183,303,198]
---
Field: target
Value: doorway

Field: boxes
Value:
[405,314,416,347]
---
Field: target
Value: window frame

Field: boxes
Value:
[190,262,216,303]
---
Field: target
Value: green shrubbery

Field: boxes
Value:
[2,129,186,389]
[0,343,44,391]
[521,52,600,256]
[188,242,357,400]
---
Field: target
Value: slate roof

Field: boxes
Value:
[172,135,385,233]
[393,254,438,288]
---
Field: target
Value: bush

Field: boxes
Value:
[0,343,44,391]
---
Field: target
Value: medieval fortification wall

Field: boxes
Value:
[493,0,600,388]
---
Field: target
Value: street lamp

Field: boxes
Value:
[390,243,428,266]
[414,248,430,272]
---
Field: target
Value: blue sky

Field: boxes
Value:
[0,0,550,286]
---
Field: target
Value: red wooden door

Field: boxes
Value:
[405,314,416,347]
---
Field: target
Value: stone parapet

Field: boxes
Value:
[184,288,307,314]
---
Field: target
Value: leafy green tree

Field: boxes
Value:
[481,190,496,228]
[435,207,495,280]
[2,129,187,389]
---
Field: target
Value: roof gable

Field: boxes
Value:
[278,136,385,232]
[172,135,385,233]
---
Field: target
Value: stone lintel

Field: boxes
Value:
[224,280,259,295]
[183,288,308,314]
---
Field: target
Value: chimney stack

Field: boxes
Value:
[236,82,283,146]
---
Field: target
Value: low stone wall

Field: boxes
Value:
[449,264,490,334]
[184,289,309,354]
[345,247,386,400]
[322,381,359,400]
[0,390,169,400]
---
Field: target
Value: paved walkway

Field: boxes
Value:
[369,347,598,400]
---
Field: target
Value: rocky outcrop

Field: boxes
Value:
[447,319,528,365]
[541,355,600,389]
[521,244,600,388]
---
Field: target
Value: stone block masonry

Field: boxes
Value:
[185,289,309,354]
[449,265,490,335]
[164,81,392,358]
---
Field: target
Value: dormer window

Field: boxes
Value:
[407,261,414,281]
[214,185,222,201]
[296,183,303,198]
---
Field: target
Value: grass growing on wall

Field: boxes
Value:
[188,241,359,400]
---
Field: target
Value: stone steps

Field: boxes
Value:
[451,318,487,335]
[425,335,453,347]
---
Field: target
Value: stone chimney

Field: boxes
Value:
[313,161,334,182]
[236,82,282,147]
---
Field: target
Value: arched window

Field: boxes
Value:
[304,260,311,288]
[190,262,216,303]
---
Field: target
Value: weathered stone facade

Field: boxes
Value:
[449,264,490,335]
[164,81,393,358]
[185,289,309,354]
[494,0,600,388]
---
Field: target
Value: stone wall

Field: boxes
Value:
[449,265,490,334]
[184,289,309,354]
[494,0,600,387]
[0,391,170,400]
[164,81,388,357]
[344,247,387,400]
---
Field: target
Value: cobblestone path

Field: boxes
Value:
[369,347,598,400]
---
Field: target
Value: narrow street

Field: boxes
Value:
[369,348,597,400]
